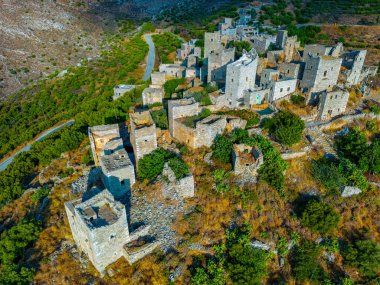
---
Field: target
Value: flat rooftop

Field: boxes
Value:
[130,111,154,127]
[100,148,133,174]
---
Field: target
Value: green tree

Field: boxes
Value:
[336,128,367,165]
[267,110,305,146]
[343,239,380,280]
[168,157,190,179]
[138,149,173,182]
[292,241,327,283]
[300,200,340,234]
[359,138,380,174]
[226,243,271,285]
[212,136,233,164]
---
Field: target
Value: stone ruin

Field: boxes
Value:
[142,87,164,106]
[113,84,135,101]
[342,50,367,86]
[65,189,159,275]
[168,98,246,149]
[160,162,195,199]
[207,47,236,84]
[129,110,157,164]
[232,144,264,178]
[88,124,121,166]
[99,138,135,199]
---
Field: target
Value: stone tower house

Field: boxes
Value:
[207,48,235,84]
[204,31,223,59]
[225,49,258,108]
[342,50,367,86]
[317,89,349,120]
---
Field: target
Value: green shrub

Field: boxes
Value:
[290,94,305,105]
[212,136,233,163]
[292,241,327,283]
[336,127,367,165]
[150,109,168,129]
[138,149,173,182]
[266,110,305,146]
[300,200,340,234]
[163,78,186,98]
[312,157,368,191]
[31,186,50,204]
[343,239,380,280]
[217,109,260,129]
[168,157,190,179]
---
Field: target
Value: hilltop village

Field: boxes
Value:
[64,9,379,280]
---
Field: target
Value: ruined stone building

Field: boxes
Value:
[317,88,349,121]
[150,72,166,88]
[89,124,121,166]
[168,99,246,149]
[113,85,135,101]
[65,190,159,274]
[342,50,367,86]
[276,30,288,49]
[232,144,263,177]
[161,162,195,198]
[225,49,258,107]
[300,56,342,93]
[177,42,201,61]
[251,34,276,54]
[302,43,343,60]
[207,48,235,84]
[260,68,279,88]
[142,87,164,106]
[129,110,157,163]
[100,138,135,199]
[159,64,186,78]
[204,32,223,59]
[278,62,304,80]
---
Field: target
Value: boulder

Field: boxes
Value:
[341,186,362,197]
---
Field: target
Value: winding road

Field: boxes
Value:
[0,32,164,172]
[142,34,156,81]
[0,119,75,172]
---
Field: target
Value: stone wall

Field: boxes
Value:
[278,62,303,80]
[251,35,276,54]
[168,98,199,138]
[260,69,279,88]
[151,72,166,88]
[269,78,297,102]
[65,190,130,274]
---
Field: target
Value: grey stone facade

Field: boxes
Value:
[225,49,258,108]
[317,89,349,121]
[142,87,164,106]
[300,56,342,92]
[207,48,235,84]
[342,50,367,86]
[100,138,135,199]
[302,43,343,60]
[168,98,199,139]
[278,62,304,80]
[129,110,157,163]
[204,32,223,59]
[251,35,276,54]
